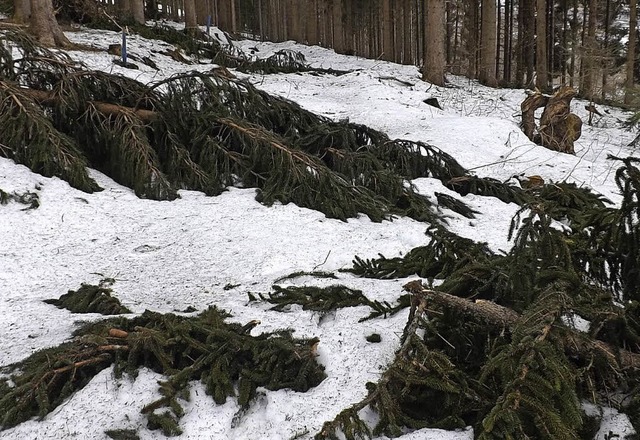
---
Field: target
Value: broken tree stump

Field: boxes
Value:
[520,86,582,154]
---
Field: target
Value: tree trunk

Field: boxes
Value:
[382,0,393,61]
[130,0,145,25]
[423,0,446,86]
[503,0,512,83]
[13,0,30,23]
[464,0,478,78]
[479,0,497,86]
[184,0,198,35]
[625,0,637,105]
[601,0,610,101]
[119,0,131,18]
[29,0,70,47]
[536,0,549,91]
[570,0,578,87]
[196,0,209,26]
[580,0,598,101]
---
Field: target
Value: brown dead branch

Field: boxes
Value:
[17,87,158,121]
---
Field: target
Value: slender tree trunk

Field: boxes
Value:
[524,0,536,86]
[465,0,479,79]
[561,0,568,84]
[570,0,578,87]
[423,0,446,86]
[536,0,550,91]
[479,0,498,86]
[29,0,70,47]
[601,0,610,101]
[625,0,638,105]
[503,0,512,83]
[496,0,502,82]
[382,0,394,60]
[13,0,30,23]
[580,0,598,100]
[453,0,461,74]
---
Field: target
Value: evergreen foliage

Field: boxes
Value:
[0,30,468,222]
[0,188,39,209]
[256,285,409,322]
[44,283,132,315]
[0,295,325,432]
[349,226,494,280]
[328,159,640,438]
[104,429,140,440]
[576,156,640,301]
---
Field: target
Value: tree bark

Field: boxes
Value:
[381,0,393,61]
[130,0,145,25]
[479,0,497,86]
[184,0,198,35]
[29,0,70,47]
[423,0,446,86]
[536,0,550,91]
[580,0,598,100]
[625,0,638,105]
[464,0,479,79]
[13,0,30,23]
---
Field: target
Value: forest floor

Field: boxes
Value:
[0,21,638,439]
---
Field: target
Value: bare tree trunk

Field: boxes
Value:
[119,0,131,18]
[423,0,446,86]
[195,0,209,25]
[580,0,598,100]
[479,0,498,86]
[13,0,31,23]
[465,0,479,79]
[184,0,198,34]
[503,0,512,83]
[569,0,578,87]
[625,0,637,105]
[130,0,145,24]
[29,0,70,47]
[561,0,569,84]
[601,0,610,101]
[536,0,550,91]
[382,0,394,60]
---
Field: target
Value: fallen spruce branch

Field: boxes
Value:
[316,280,640,439]
[0,303,326,434]
[402,280,640,369]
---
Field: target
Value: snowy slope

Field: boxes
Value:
[0,25,638,439]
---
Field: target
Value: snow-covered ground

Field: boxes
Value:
[0,25,638,439]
